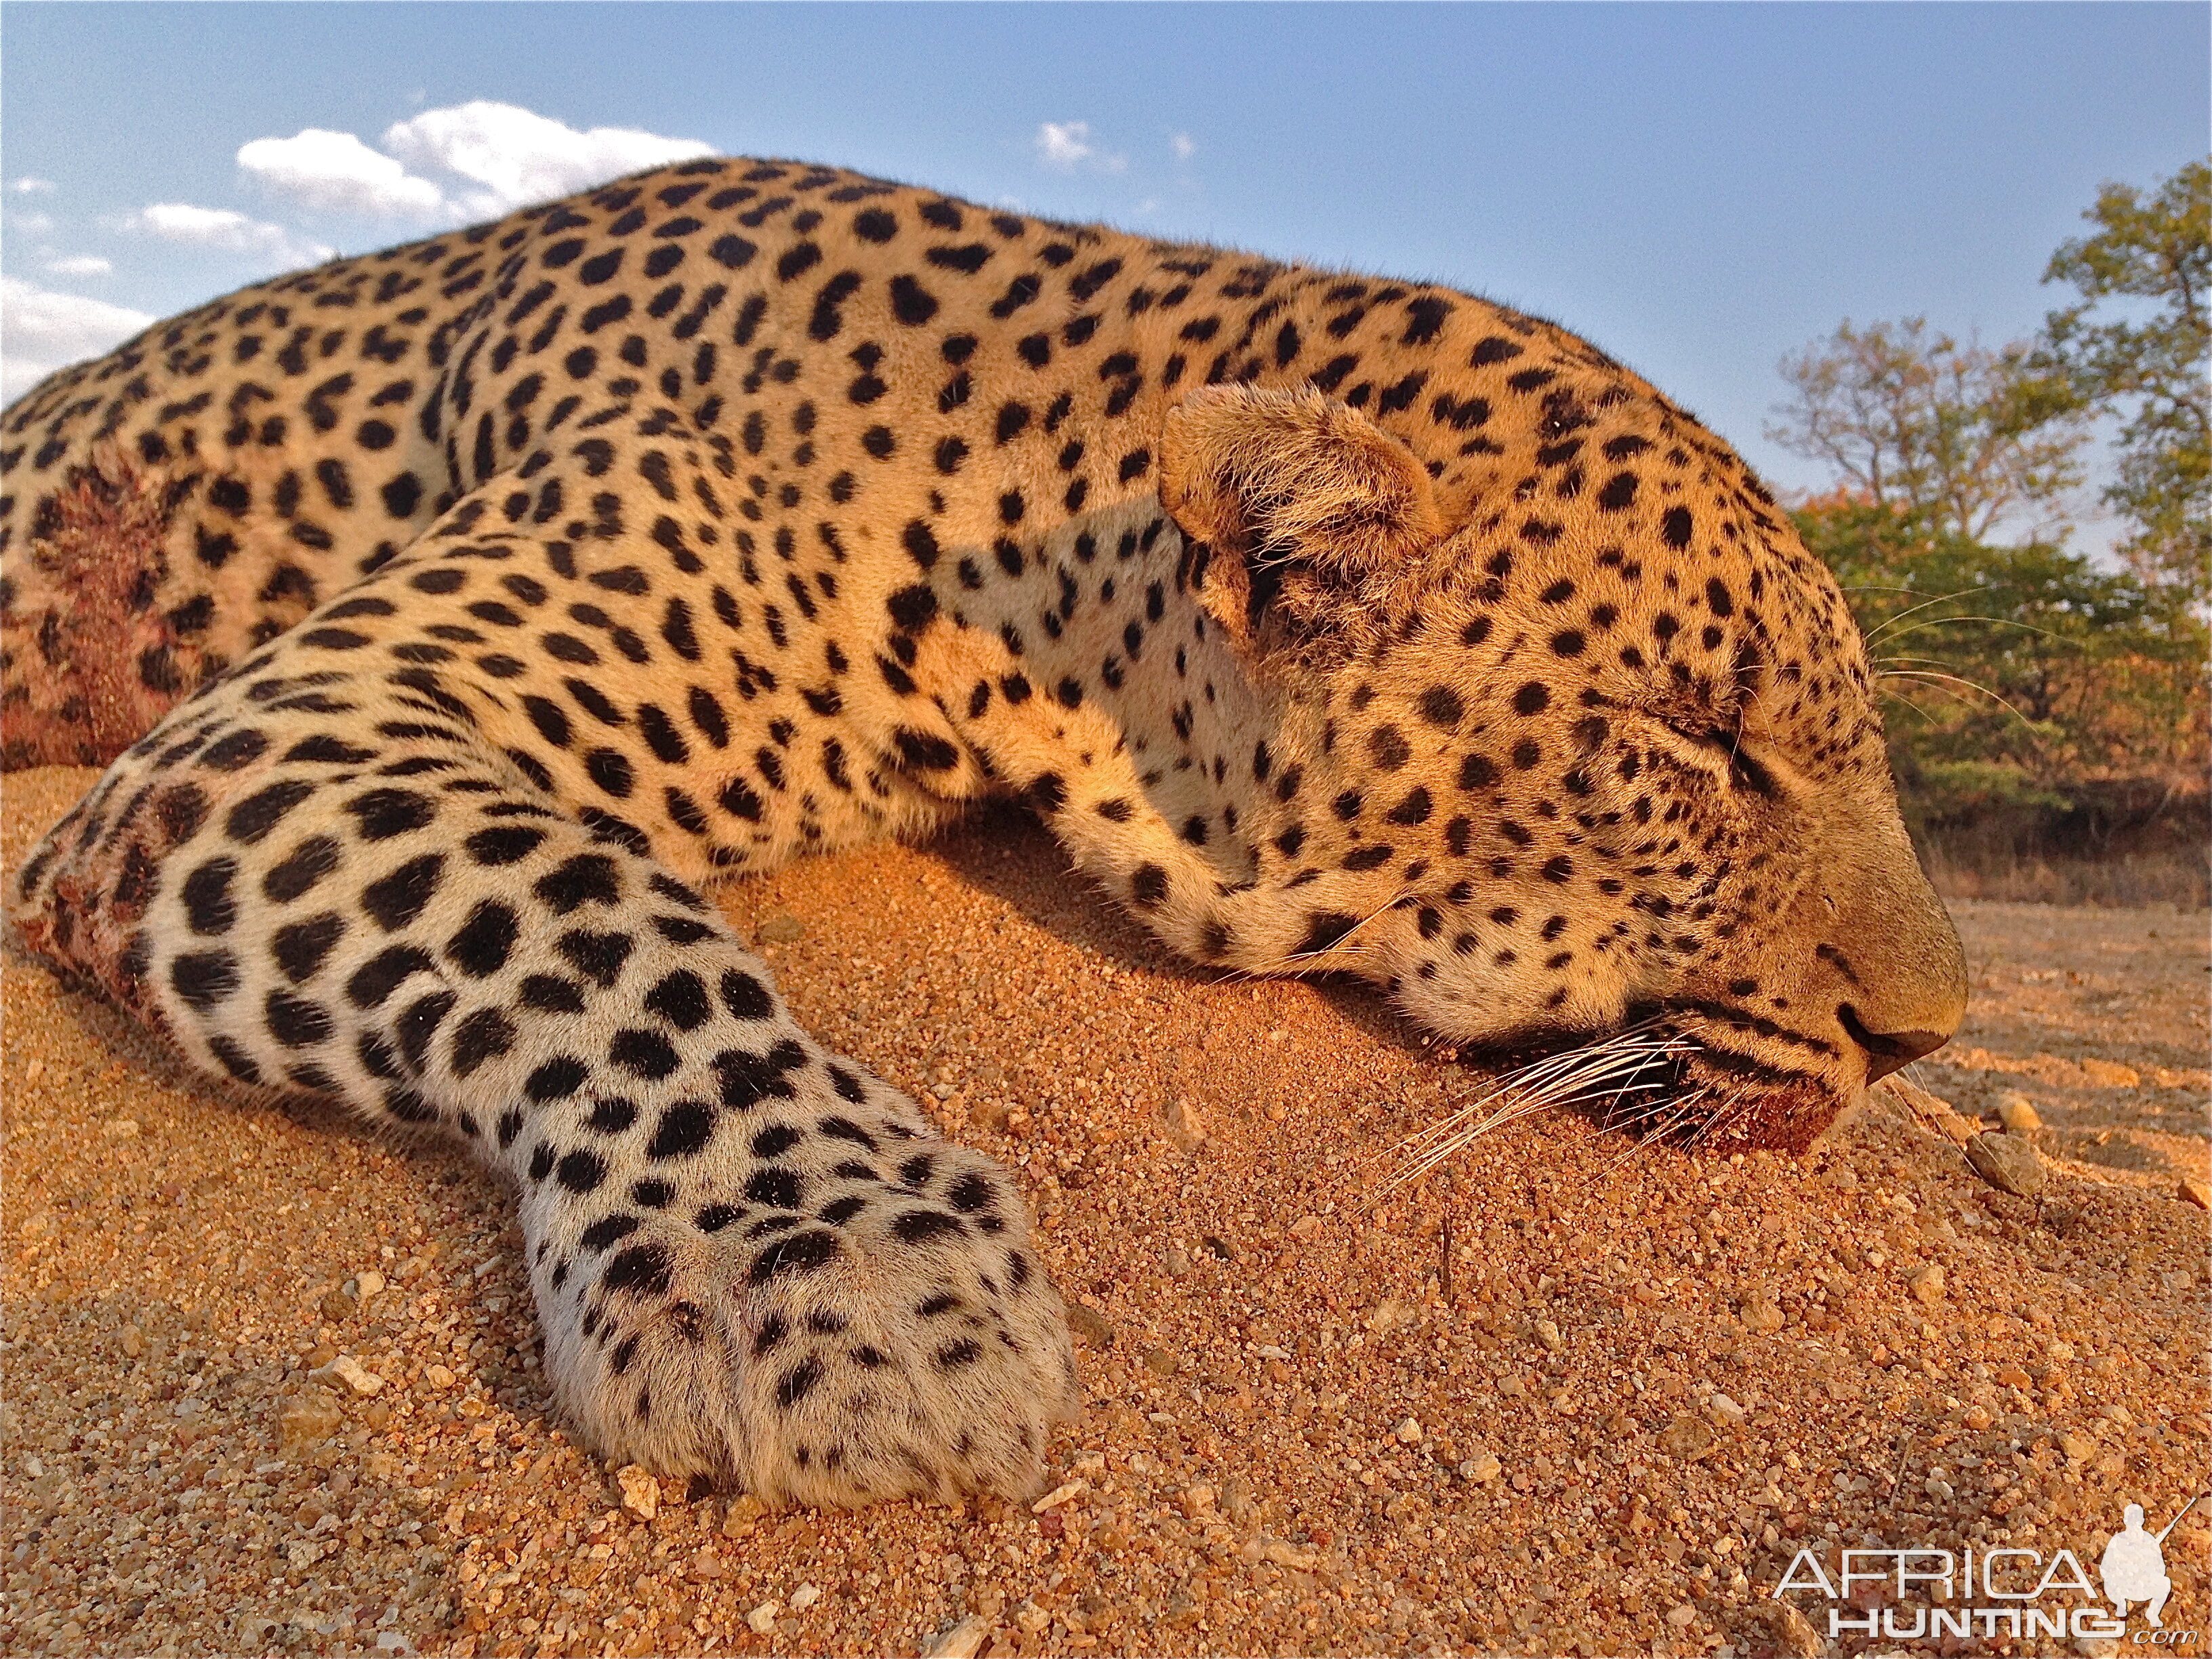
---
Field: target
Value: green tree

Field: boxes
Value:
[1795,495,2208,811]
[1766,317,2089,544]
[2038,161,2211,601]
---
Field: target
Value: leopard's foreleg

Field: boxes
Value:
[7,558,1078,1506]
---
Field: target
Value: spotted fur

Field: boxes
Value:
[1,157,1965,1503]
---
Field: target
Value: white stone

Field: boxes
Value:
[320,1355,386,1395]
[616,1464,659,1521]
[921,1614,989,1659]
[1031,1479,1087,1513]
[745,1600,781,1635]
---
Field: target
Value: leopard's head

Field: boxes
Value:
[1162,381,1967,1152]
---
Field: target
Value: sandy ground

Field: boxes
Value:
[3,762,2207,1659]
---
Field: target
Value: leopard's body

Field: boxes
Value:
[1,156,1965,1504]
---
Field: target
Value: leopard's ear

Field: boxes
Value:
[1160,382,1445,661]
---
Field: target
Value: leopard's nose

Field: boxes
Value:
[1821,809,1969,1082]
[1837,1004,1952,1082]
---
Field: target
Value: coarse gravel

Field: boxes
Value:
[3,766,2206,1658]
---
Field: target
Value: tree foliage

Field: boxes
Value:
[1766,317,2088,544]
[2036,160,2211,601]
[1799,496,2206,782]
[1770,166,2210,874]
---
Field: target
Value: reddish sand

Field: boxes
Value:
[5,764,2206,1658]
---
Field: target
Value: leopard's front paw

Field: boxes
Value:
[527,1138,1080,1507]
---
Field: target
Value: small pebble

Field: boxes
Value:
[745,1599,781,1635]
[1965,1131,2046,1196]
[1996,1092,2042,1132]
[354,1269,386,1299]
[1665,1603,1698,1629]
[616,1464,659,1520]
[1065,1303,1115,1349]
[424,1362,457,1389]
[1764,1600,1820,1658]
[2179,1178,2210,1211]
[722,1494,769,1538]
[276,1387,344,1452]
[1162,1095,1206,1149]
[1031,1479,1087,1513]
[100,1117,140,1139]
[788,1583,821,1612]
[1661,1413,1717,1458]
[922,1614,989,1659]
[1393,1416,1422,1443]
[1908,1264,1946,1305]
[319,1354,386,1395]
[119,1324,144,1359]
[1014,1599,1052,1634]
[1458,1452,1502,1484]
[1740,1294,1785,1334]
[1534,1317,1563,1351]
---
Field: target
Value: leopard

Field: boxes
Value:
[0,155,1968,1509]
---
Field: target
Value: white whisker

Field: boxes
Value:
[1378,1021,1694,1190]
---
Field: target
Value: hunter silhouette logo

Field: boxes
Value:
[2104,1497,2200,1629]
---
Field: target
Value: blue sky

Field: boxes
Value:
[3,2,2203,538]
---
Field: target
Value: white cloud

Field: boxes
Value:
[1,277,155,400]
[9,211,55,237]
[380,100,712,217]
[112,203,331,268]
[43,254,112,278]
[9,178,57,194]
[1033,121,1126,176]
[1036,121,1094,171]
[1170,132,1197,162]
[238,127,446,219]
